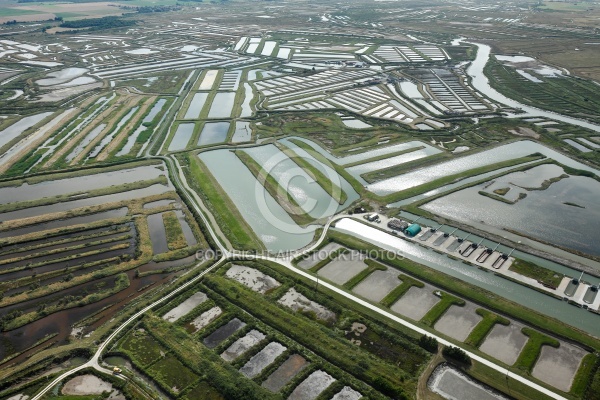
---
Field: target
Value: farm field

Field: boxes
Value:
[1,1,600,400]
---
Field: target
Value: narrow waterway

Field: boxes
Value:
[465,42,600,133]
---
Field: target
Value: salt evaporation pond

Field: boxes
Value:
[428,364,509,400]
[0,164,166,204]
[422,164,600,256]
[66,124,106,162]
[169,123,195,151]
[399,81,422,98]
[199,150,315,252]
[199,70,219,90]
[333,218,600,336]
[184,92,209,119]
[88,107,139,159]
[240,83,254,118]
[282,137,434,167]
[564,139,592,152]
[341,119,372,129]
[125,48,158,55]
[36,67,88,86]
[232,121,251,143]
[197,122,229,146]
[245,145,339,219]
[117,98,166,156]
[207,92,236,118]
[0,112,53,149]
[367,140,599,195]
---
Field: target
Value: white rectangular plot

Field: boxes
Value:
[261,41,277,57]
[276,48,291,59]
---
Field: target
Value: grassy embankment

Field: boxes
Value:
[276,142,347,204]
[162,211,187,250]
[0,175,167,215]
[235,149,316,226]
[342,145,427,168]
[185,153,263,251]
[509,258,564,289]
[514,328,560,372]
[464,309,510,348]
[3,273,130,331]
[343,259,386,290]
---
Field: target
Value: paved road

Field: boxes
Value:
[30,161,568,400]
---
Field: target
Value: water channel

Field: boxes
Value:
[465,42,600,133]
[334,218,600,336]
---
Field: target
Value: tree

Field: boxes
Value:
[419,335,438,353]
[442,345,471,366]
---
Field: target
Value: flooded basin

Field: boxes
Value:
[239,342,286,378]
[184,92,209,119]
[207,92,236,119]
[147,212,169,254]
[262,354,309,393]
[198,150,315,252]
[162,292,208,322]
[288,370,336,400]
[168,123,195,151]
[220,329,265,362]
[189,306,222,333]
[197,122,229,146]
[479,321,528,366]
[428,364,509,400]
[352,269,402,302]
[203,318,246,349]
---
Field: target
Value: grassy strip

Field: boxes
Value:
[186,154,262,251]
[0,175,167,215]
[361,151,452,184]
[328,230,600,352]
[377,154,546,204]
[308,247,347,273]
[277,142,347,204]
[343,145,426,168]
[204,274,414,398]
[509,258,564,289]
[0,233,130,282]
[464,309,510,348]
[420,292,465,326]
[0,242,129,278]
[0,158,161,188]
[161,211,187,251]
[380,274,425,308]
[3,273,130,331]
[288,138,365,196]
[343,259,386,290]
[0,224,129,257]
[514,327,560,372]
[235,150,315,226]
[571,353,599,398]
[478,190,526,204]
